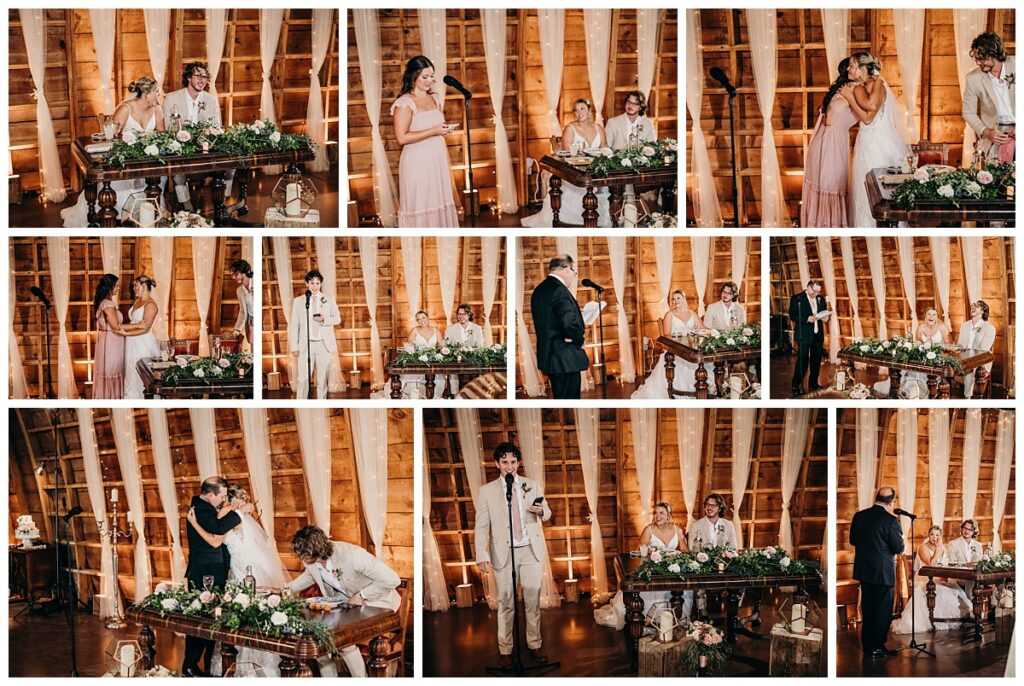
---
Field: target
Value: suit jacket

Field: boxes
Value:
[849,504,905,586]
[789,291,828,345]
[530,275,590,375]
[444,322,484,349]
[289,541,401,611]
[703,301,746,332]
[163,87,222,128]
[185,496,242,570]
[687,517,738,551]
[289,293,341,354]
[234,284,253,333]
[475,475,552,569]
[962,56,1016,152]
[604,113,657,151]
[947,537,984,565]
[957,319,996,366]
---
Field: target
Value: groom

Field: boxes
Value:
[849,487,904,658]
[962,32,1015,163]
[531,255,590,399]
[789,280,829,396]
[605,91,657,151]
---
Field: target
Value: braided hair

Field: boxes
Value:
[820,57,852,115]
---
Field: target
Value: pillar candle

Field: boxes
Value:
[791,602,807,633]
[111,488,119,503]
[658,609,674,642]
[286,183,301,216]
[139,201,156,227]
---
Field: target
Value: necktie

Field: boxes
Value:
[511,483,525,541]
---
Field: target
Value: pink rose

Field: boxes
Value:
[266,594,281,608]
[199,590,212,604]
[650,551,663,563]
[703,634,714,646]
[121,130,137,145]
[765,545,777,555]
[914,167,929,182]
[977,170,994,185]
[696,552,709,563]
[218,358,231,368]
[222,593,233,602]
[176,130,192,142]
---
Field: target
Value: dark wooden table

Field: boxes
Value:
[9,545,56,610]
[137,359,254,399]
[70,138,315,227]
[865,168,1016,227]
[918,564,1014,642]
[837,348,993,399]
[538,155,677,227]
[656,334,760,399]
[383,362,506,400]
[127,604,400,677]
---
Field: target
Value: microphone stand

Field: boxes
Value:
[41,296,55,399]
[898,513,934,657]
[305,294,313,399]
[46,410,79,675]
[595,291,607,400]
[458,93,477,227]
[726,87,739,228]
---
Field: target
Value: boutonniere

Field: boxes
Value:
[1006,72,1015,87]
[716,522,726,534]
[198,99,208,112]
[521,482,532,496]
[319,295,327,306]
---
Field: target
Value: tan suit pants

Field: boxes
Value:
[494,544,543,654]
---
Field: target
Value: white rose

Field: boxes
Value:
[937,184,954,198]
[189,599,201,611]
[742,327,754,336]
[121,130,137,144]
[780,557,791,568]
[193,368,205,378]
[144,144,159,156]
[270,611,289,626]
[440,347,451,355]
[621,158,632,168]
[667,563,681,573]
[650,551,662,563]
[688,560,700,571]
[418,354,428,362]
[926,351,937,360]
[642,146,656,156]
[168,141,182,152]
[160,598,178,611]
[965,181,981,195]
[726,337,736,346]
[235,592,250,608]
[270,131,281,143]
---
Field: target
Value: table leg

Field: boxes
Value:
[211,172,228,226]
[694,362,709,400]
[661,181,676,215]
[97,180,118,227]
[581,184,599,228]
[973,367,990,398]
[220,642,238,676]
[84,180,98,227]
[927,374,940,399]
[925,577,937,631]
[368,635,389,677]
[237,169,250,216]
[888,369,902,399]
[725,588,741,645]
[624,591,645,657]
[144,176,162,203]
[279,656,314,677]
[609,184,624,227]
[713,361,727,395]
[549,175,562,227]
[425,371,437,399]
[443,374,453,399]
[187,176,202,213]
[138,624,156,669]
[670,590,684,622]
[664,351,676,398]
[970,583,985,642]
[389,373,402,400]
[940,376,952,399]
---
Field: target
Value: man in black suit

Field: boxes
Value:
[789,279,829,396]
[530,254,590,399]
[849,486,905,658]
[182,476,246,677]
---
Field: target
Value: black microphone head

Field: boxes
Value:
[443,75,457,87]
[710,66,727,81]
[63,505,84,521]
[581,278,604,291]
[305,289,312,298]
[30,285,44,297]
[504,473,514,484]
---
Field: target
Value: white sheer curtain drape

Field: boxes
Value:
[961,409,983,522]
[481,237,501,345]
[423,459,449,611]
[555,237,593,392]
[111,409,151,601]
[893,10,925,142]
[929,237,953,329]
[691,236,711,316]
[637,9,661,99]
[417,10,447,83]
[896,237,919,333]
[928,409,950,529]
[192,237,217,357]
[436,237,460,327]
[46,237,76,398]
[515,408,560,608]
[856,408,879,512]
[295,409,332,536]
[731,237,748,291]
[89,10,117,114]
[517,238,545,397]
[820,10,850,79]
[654,237,675,317]
[481,10,518,213]
[992,411,1014,550]
[354,10,398,227]
[731,409,755,549]
[149,409,185,585]
[865,237,887,338]
[961,237,984,304]
[954,10,989,159]
[351,409,389,557]
[816,237,841,362]
[779,409,809,556]
[241,408,275,543]
[631,409,657,525]
[607,237,636,383]
[575,408,609,599]
[896,409,919,549]
[205,9,228,104]
[150,237,173,343]
[142,10,170,88]
[400,237,422,326]
[840,237,865,344]
[315,236,347,392]
[747,10,789,227]
[19,10,66,202]
[259,9,284,174]
[100,237,121,279]
[188,409,220,480]
[78,409,121,618]
[9,245,28,398]
[272,237,294,380]
[686,10,723,227]
[456,408,498,608]
[583,10,611,125]
[795,237,811,287]
[676,409,703,531]
[538,10,565,136]
[358,237,385,387]
[305,9,334,172]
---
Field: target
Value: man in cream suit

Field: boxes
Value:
[604,91,657,151]
[957,300,997,397]
[475,442,552,669]
[688,493,738,551]
[703,282,746,332]
[962,32,1015,163]
[947,519,985,598]
[289,269,341,399]
[287,525,401,677]
[444,303,484,349]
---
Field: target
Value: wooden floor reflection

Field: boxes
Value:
[837,624,1010,677]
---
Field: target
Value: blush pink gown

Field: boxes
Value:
[93,298,125,399]
[801,96,857,228]
[391,92,459,227]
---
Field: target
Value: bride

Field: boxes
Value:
[632,290,713,399]
[371,310,445,399]
[522,98,612,228]
[187,484,291,676]
[119,276,161,399]
[891,525,971,633]
[845,51,909,227]
[873,307,952,398]
[61,76,166,228]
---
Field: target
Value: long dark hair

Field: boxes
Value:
[399,55,435,96]
[93,273,119,312]
[820,57,851,115]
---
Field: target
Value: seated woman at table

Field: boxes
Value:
[873,307,952,398]
[631,290,714,399]
[522,98,613,228]
[891,525,971,634]
[62,76,166,228]
[371,310,445,399]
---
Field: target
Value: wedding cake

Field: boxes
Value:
[15,515,40,548]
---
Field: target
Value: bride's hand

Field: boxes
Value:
[186,507,197,525]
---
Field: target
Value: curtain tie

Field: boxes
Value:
[31,89,39,102]
[262,71,271,80]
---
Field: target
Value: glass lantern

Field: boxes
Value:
[272,170,318,219]
[777,593,822,635]
[644,600,684,642]
[123,191,165,228]
[104,639,145,677]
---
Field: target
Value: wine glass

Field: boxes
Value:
[203,575,214,592]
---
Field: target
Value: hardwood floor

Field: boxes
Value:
[837,623,1010,677]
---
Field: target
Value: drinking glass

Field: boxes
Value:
[203,575,214,592]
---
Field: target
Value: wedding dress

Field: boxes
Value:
[122,303,161,399]
[594,529,684,630]
[849,81,908,227]
[872,328,944,398]
[370,330,445,399]
[61,111,158,228]
[522,125,612,228]
[891,553,971,633]
[631,312,712,399]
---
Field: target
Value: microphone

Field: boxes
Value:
[709,67,737,96]
[894,508,917,519]
[504,472,514,502]
[63,505,83,522]
[581,278,605,292]
[305,289,312,309]
[443,74,473,100]
[30,285,51,307]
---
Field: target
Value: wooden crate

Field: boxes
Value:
[638,633,693,677]
[769,623,823,677]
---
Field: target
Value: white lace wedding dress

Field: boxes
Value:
[631,312,712,399]
[891,554,971,633]
[522,125,612,228]
[123,303,161,399]
[370,329,445,399]
[872,328,943,398]
[61,111,158,228]
[594,529,685,630]
[849,81,908,227]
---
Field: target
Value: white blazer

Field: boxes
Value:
[289,293,341,354]
[162,87,222,128]
[957,319,996,371]
[688,516,738,551]
[604,113,657,151]
[703,301,746,332]
[288,541,401,611]
[475,475,551,569]
[962,56,1015,152]
[445,322,484,349]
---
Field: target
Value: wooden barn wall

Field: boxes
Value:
[771,236,1015,390]
[262,236,507,389]
[519,236,761,385]
[10,237,245,399]
[835,408,1016,586]
[686,9,1016,225]
[425,408,827,602]
[8,9,340,194]
[346,9,678,221]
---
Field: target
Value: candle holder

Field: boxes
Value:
[272,169,317,218]
[778,590,821,635]
[644,600,683,643]
[98,494,135,630]
[123,191,165,228]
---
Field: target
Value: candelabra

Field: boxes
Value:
[98,491,134,630]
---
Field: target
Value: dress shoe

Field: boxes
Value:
[530,647,549,663]
[791,385,805,396]
[498,654,513,670]
[880,647,898,656]
[181,667,208,677]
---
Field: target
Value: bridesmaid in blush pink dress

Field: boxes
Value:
[92,274,126,399]
[391,55,459,227]
[801,57,858,228]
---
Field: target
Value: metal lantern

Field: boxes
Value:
[123,191,165,228]
[272,170,318,218]
[777,592,822,635]
[104,639,145,677]
[644,600,685,643]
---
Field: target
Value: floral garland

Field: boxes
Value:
[974,550,1014,574]
[840,336,963,373]
[160,352,254,386]
[392,342,507,368]
[682,621,731,676]
[698,321,760,353]
[636,212,678,228]
[890,162,1015,209]
[106,119,315,169]
[636,545,819,582]
[588,137,677,176]
[134,582,338,656]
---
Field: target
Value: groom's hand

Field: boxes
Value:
[346,592,365,606]
[478,561,493,574]
[983,128,1010,144]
